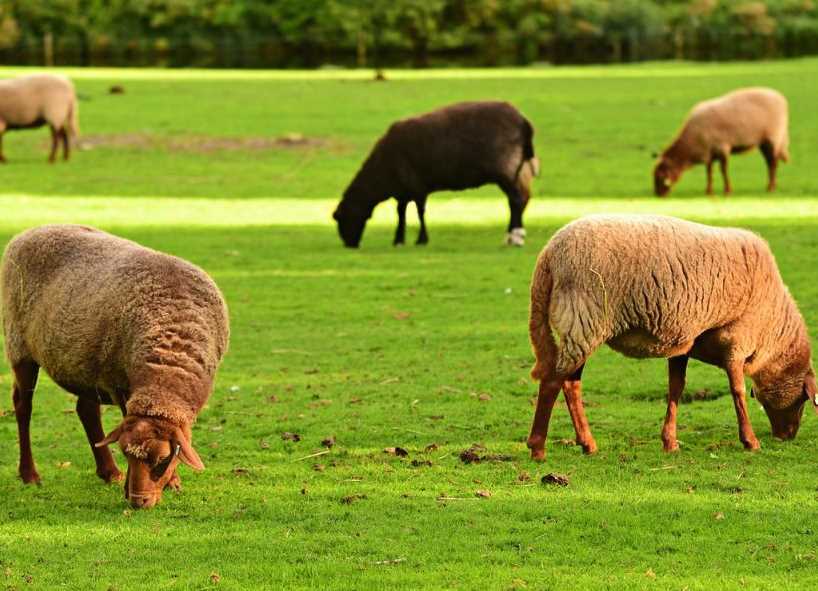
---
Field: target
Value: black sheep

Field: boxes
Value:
[333,101,539,248]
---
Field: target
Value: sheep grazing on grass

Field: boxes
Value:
[2,225,229,508]
[526,214,817,461]
[333,101,539,248]
[653,87,789,197]
[0,74,80,163]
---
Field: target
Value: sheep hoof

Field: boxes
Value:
[165,472,182,491]
[99,467,124,483]
[580,440,598,455]
[20,470,41,485]
[527,434,546,461]
[742,438,761,451]
[505,228,526,247]
[662,441,680,453]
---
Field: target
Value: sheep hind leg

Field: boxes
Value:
[60,128,70,161]
[705,161,714,195]
[500,181,526,246]
[562,364,597,454]
[760,142,777,192]
[12,360,41,484]
[661,355,688,452]
[527,377,562,461]
[0,133,6,163]
[393,200,408,246]
[76,397,123,483]
[718,155,732,195]
[48,126,59,163]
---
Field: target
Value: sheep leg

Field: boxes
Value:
[661,355,688,452]
[562,364,597,454]
[12,360,41,484]
[76,398,123,483]
[0,133,5,163]
[705,161,714,195]
[393,200,407,245]
[416,196,428,245]
[760,142,777,192]
[718,156,732,195]
[726,362,760,450]
[527,378,562,461]
[61,128,70,161]
[48,126,59,163]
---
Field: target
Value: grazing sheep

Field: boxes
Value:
[2,225,229,508]
[653,87,789,196]
[0,74,80,163]
[333,101,539,248]
[526,214,817,460]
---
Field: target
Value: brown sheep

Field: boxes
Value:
[2,225,229,508]
[653,87,789,197]
[527,214,817,461]
[0,74,80,163]
[333,101,539,248]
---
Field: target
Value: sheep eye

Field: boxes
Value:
[150,455,173,479]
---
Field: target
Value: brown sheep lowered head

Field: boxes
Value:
[754,367,818,441]
[96,416,204,509]
[653,158,682,197]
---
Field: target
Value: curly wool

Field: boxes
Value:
[1,224,230,427]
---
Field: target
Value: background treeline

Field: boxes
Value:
[0,0,817,68]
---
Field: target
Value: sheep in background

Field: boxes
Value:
[526,214,817,461]
[653,87,788,196]
[2,225,229,508]
[333,101,539,248]
[0,74,80,163]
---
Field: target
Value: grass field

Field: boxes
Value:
[1,60,818,590]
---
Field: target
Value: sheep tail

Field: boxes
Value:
[67,97,80,138]
[513,117,538,181]
[529,251,557,381]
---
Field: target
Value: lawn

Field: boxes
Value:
[1,60,818,590]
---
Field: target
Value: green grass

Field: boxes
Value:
[2,61,818,590]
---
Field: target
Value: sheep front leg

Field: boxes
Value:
[416,196,429,245]
[726,362,760,450]
[76,397,123,483]
[705,161,714,195]
[662,355,688,452]
[562,364,597,454]
[527,378,562,461]
[393,200,407,246]
[12,360,41,484]
[61,128,70,161]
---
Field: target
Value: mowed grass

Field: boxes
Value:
[1,61,818,590]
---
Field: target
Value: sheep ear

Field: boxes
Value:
[172,428,205,471]
[804,369,818,413]
[95,424,123,447]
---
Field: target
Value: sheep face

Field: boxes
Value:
[653,160,679,197]
[754,371,817,440]
[333,201,369,248]
[96,416,204,509]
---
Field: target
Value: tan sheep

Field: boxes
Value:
[2,225,229,508]
[653,87,789,196]
[527,214,817,460]
[0,74,80,163]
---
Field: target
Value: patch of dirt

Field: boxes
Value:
[541,473,570,487]
[459,444,513,464]
[74,132,333,154]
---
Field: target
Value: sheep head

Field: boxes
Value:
[332,198,370,248]
[753,366,817,440]
[96,415,204,509]
[653,158,681,197]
